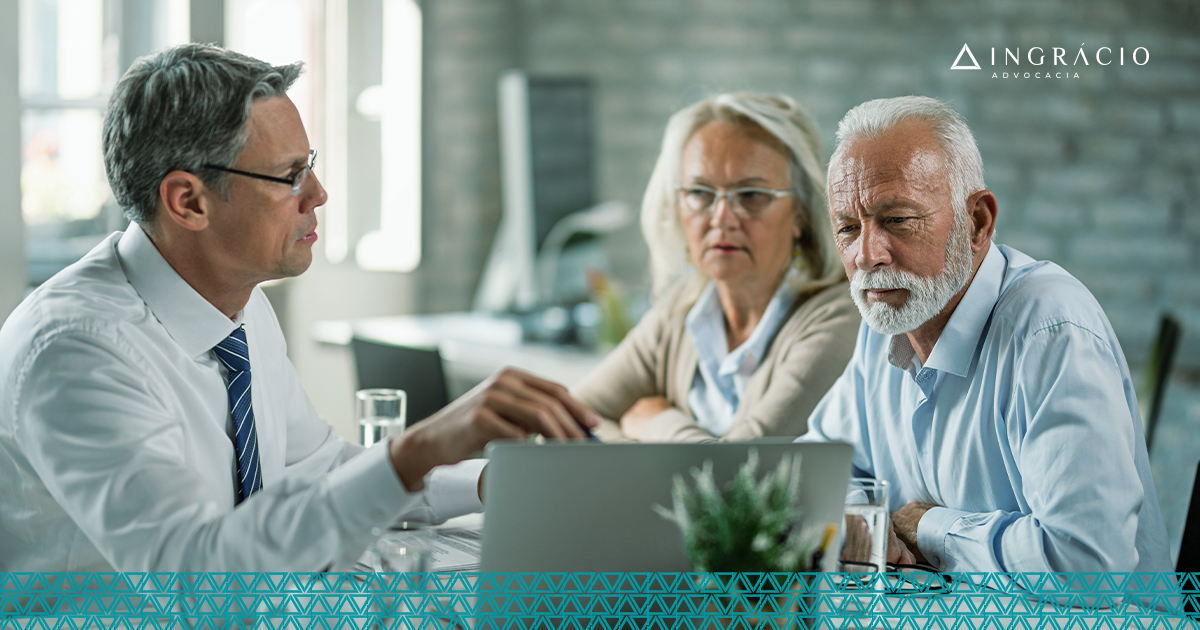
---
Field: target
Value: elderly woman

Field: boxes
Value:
[573,93,860,442]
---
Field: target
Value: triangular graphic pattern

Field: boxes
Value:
[1,573,1194,629]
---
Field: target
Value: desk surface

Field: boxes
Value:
[313,312,607,389]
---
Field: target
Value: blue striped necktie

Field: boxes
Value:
[213,325,262,503]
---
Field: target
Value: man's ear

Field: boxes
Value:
[159,170,211,232]
[966,189,998,252]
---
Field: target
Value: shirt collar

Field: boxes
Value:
[116,223,242,358]
[685,268,800,377]
[888,242,1005,377]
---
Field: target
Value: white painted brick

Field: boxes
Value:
[1068,235,1190,269]
[1073,271,1159,302]
[1026,197,1087,229]
[1045,96,1099,129]
[782,26,860,50]
[1012,24,1057,47]
[702,0,794,19]
[1170,100,1200,133]
[1033,167,1125,195]
[807,59,857,84]
[1093,199,1171,231]
[1120,29,1200,59]
[677,24,770,53]
[997,232,1058,261]
[979,160,1020,189]
[1164,274,1200,304]
[1101,100,1163,133]
[977,130,1065,160]
[596,24,670,53]
[1118,63,1200,91]
[1144,170,1189,201]
[1184,205,1200,238]
[1078,136,1143,163]
[865,64,925,91]
[805,0,875,20]
[960,22,1009,43]
[433,0,507,22]
[532,22,596,50]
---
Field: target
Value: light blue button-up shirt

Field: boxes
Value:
[685,270,798,436]
[803,243,1171,572]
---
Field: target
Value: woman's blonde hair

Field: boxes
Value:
[641,92,844,303]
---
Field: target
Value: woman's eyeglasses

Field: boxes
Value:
[676,183,791,218]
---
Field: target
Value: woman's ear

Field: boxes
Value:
[791,201,806,242]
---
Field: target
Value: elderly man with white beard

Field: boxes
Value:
[801,96,1171,573]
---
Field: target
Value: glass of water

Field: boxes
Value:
[357,388,407,447]
[371,528,433,573]
[841,477,889,573]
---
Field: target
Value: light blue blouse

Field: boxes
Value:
[685,270,798,437]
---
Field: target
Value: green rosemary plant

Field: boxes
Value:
[654,449,825,572]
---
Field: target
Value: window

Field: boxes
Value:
[19,0,188,285]
[351,0,422,272]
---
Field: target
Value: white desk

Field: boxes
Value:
[312,312,607,394]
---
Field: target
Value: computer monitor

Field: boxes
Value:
[473,71,596,312]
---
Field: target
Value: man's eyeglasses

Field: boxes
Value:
[676,183,792,218]
[203,150,317,196]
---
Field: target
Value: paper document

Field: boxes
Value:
[427,525,482,571]
[356,514,483,572]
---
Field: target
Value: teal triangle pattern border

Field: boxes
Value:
[2,573,1197,629]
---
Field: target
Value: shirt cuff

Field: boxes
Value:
[324,440,421,569]
[916,506,969,569]
[425,458,486,521]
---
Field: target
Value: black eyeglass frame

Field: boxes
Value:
[202,149,317,196]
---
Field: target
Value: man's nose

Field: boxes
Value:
[856,223,891,270]
[306,171,329,208]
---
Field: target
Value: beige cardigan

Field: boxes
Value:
[572,279,861,442]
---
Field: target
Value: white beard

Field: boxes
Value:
[850,216,974,336]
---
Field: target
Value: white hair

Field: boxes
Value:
[640,92,845,301]
[830,96,986,217]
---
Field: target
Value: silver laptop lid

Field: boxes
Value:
[481,441,854,572]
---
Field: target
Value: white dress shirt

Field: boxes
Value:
[0,225,484,571]
[803,243,1171,572]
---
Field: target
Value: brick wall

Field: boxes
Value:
[418,0,1200,369]
[419,0,521,313]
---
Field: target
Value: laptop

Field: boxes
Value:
[480,440,854,572]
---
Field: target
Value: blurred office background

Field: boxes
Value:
[0,0,1197,557]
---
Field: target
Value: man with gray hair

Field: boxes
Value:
[803,96,1170,572]
[0,44,597,570]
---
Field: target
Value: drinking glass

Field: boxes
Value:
[371,527,433,572]
[841,477,889,574]
[357,388,407,447]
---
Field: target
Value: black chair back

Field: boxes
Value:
[1140,315,1182,455]
[1178,461,1200,572]
[351,338,450,427]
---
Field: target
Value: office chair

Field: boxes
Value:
[1179,461,1200,572]
[1139,314,1182,456]
[351,337,450,428]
